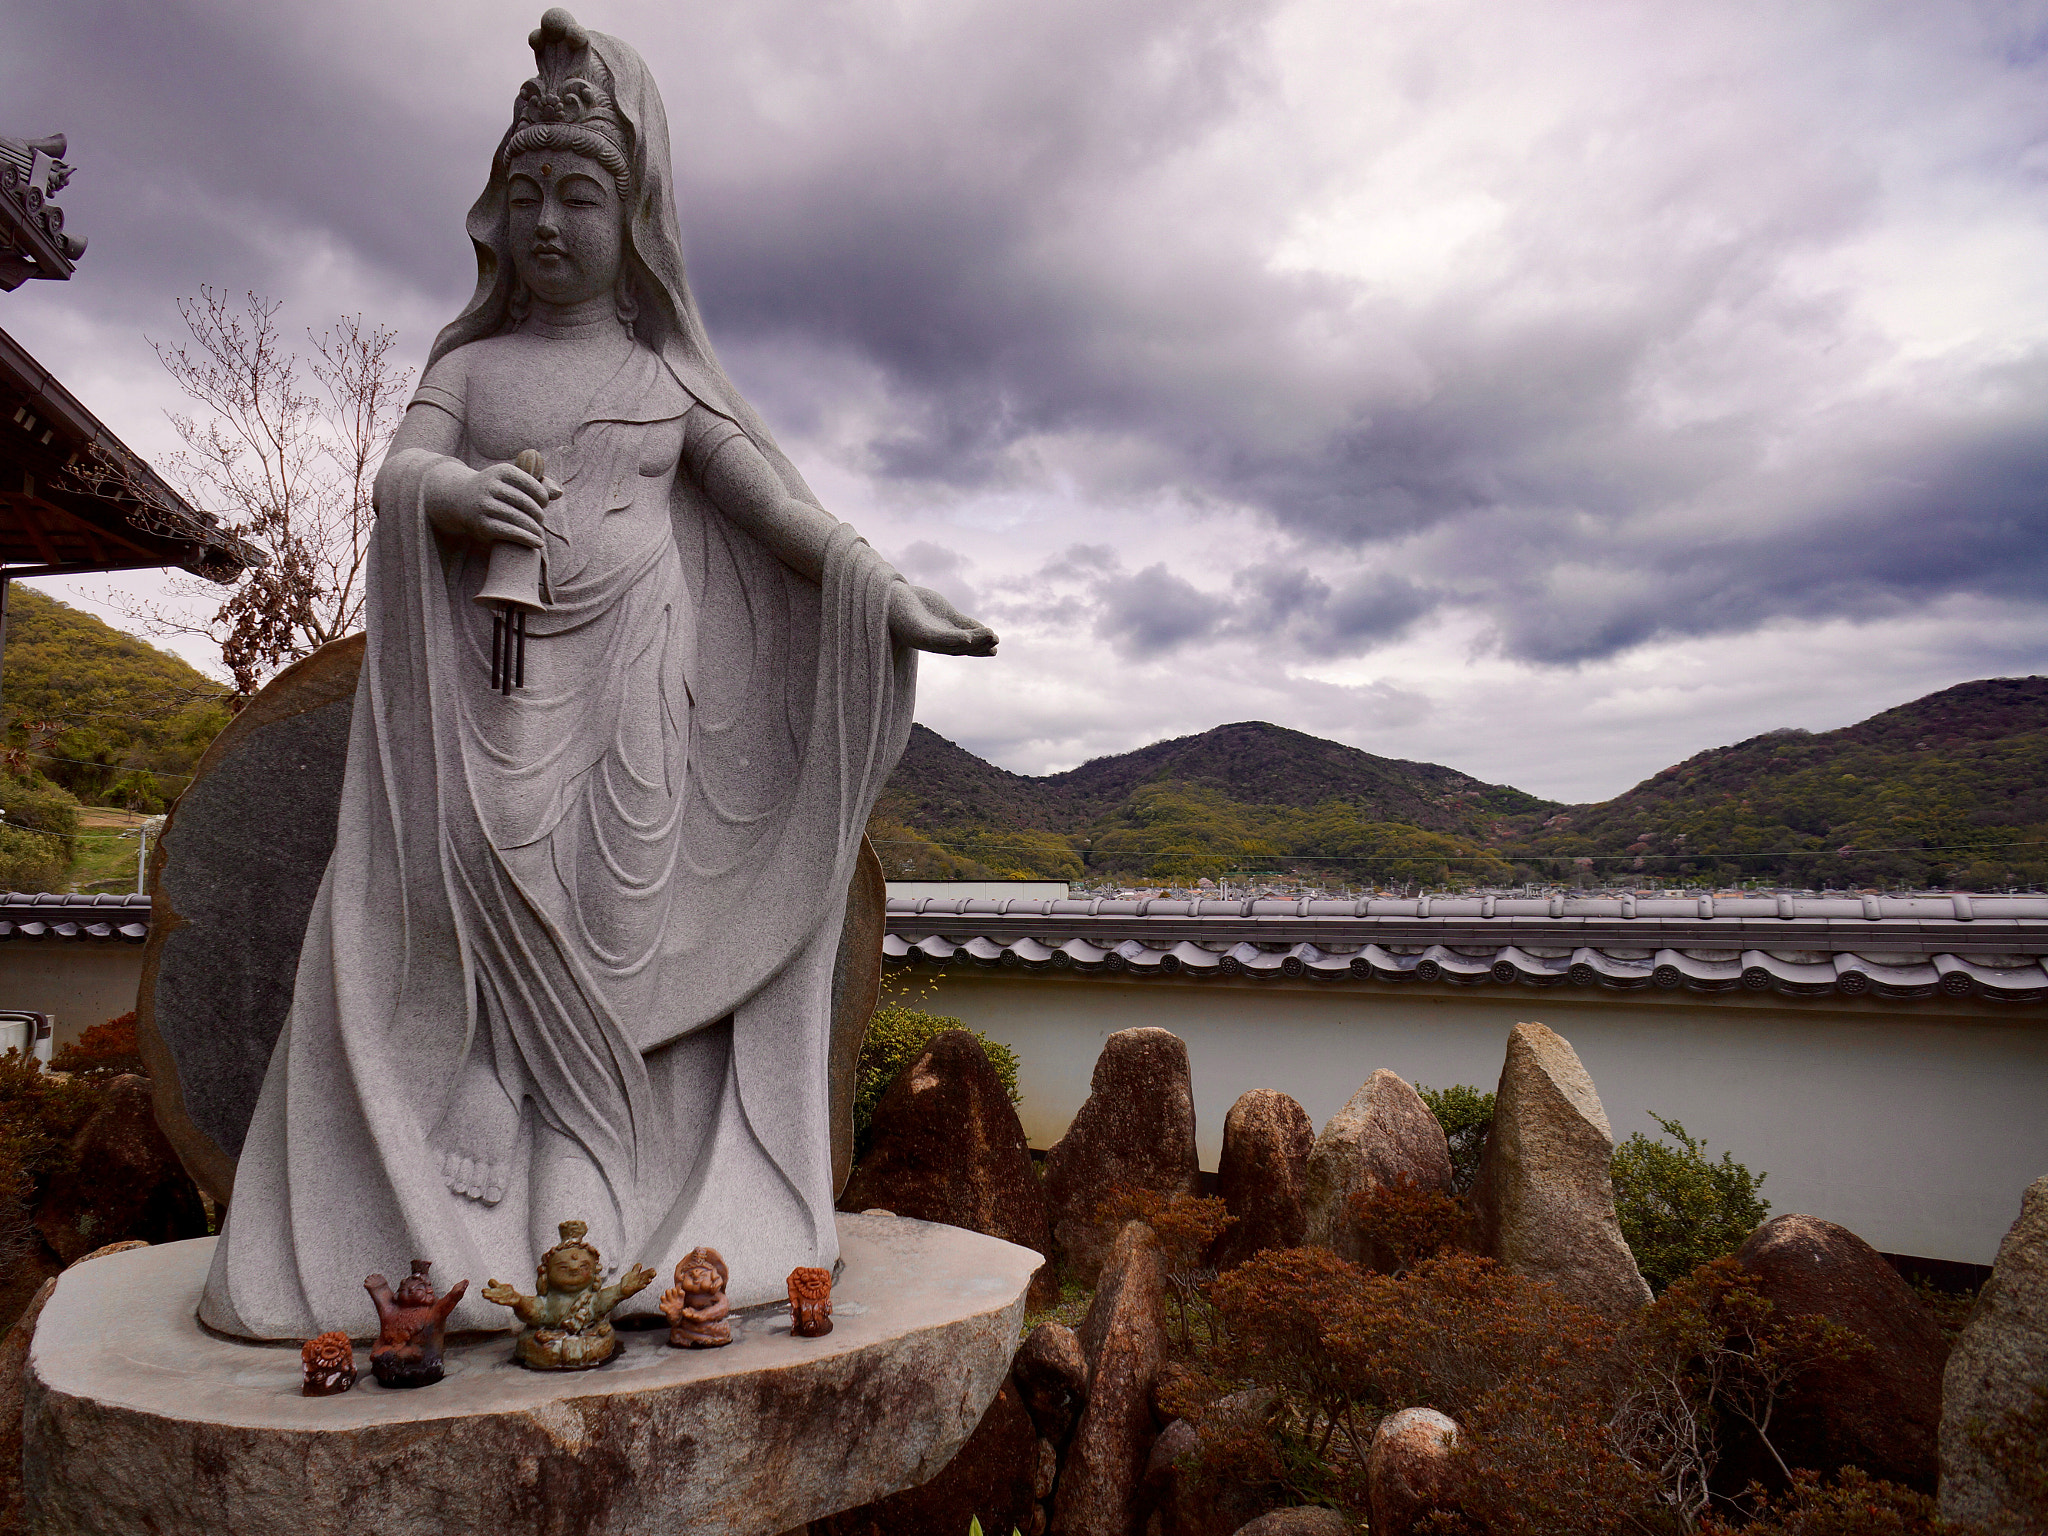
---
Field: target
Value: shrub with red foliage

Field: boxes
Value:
[1347,1175,1469,1273]
[1698,1468,1944,1535]
[50,1014,145,1081]
[1096,1185,1234,1348]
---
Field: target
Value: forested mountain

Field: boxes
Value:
[1508,677,2048,890]
[871,720,1556,884]
[877,680,2048,889]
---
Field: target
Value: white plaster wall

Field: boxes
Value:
[0,947,144,1048]
[912,970,2048,1267]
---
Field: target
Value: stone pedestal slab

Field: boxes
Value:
[26,1213,1038,1536]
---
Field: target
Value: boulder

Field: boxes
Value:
[1229,1511,1348,1536]
[1470,1023,1650,1320]
[1051,1222,1167,1536]
[1043,1029,1198,1284]
[1942,1175,2048,1528]
[841,1030,1055,1310]
[1212,1090,1313,1270]
[136,634,364,1203]
[1301,1071,1451,1268]
[1734,1213,1948,1490]
[33,1076,208,1266]
[817,1379,1040,1536]
[1015,1321,1090,1446]
[1367,1408,1461,1536]
[0,1241,150,1532]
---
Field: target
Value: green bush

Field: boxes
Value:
[1417,1082,1495,1194]
[854,1005,1021,1158]
[1611,1113,1770,1293]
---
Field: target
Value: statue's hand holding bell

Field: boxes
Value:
[423,451,560,553]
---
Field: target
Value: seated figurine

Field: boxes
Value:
[364,1260,468,1387]
[301,1331,357,1396]
[787,1266,833,1337]
[659,1247,732,1348]
[483,1219,655,1371]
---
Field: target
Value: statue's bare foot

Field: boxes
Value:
[429,1058,522,1205]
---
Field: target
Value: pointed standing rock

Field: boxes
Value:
[1471,1023,1650,1320]
[1052,1223,1166,1536]
[1941,1175,2048,1526]
[1302,1070,1453,1268]
[1043,1029,1198,1284]
[839,1030,1055,1309]
[1212,1089,1314,1270]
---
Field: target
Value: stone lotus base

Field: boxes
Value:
[25,1214,1038,1536]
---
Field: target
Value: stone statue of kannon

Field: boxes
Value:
[200,8,995,1338]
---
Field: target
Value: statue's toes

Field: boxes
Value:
[440,1153,511,1205]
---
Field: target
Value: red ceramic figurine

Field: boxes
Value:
[787,1266,833,1337]
[365,1260,469,1387]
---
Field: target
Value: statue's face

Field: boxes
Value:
[507,149,625,310]
[545,1246,598,1291]
[680,1263,720,1294]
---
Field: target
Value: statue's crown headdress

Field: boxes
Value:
[542,1218,602,1264]
[502,9,632,194]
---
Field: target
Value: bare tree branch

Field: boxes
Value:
[93,289,411,696]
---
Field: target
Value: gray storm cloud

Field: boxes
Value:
[7,0,2048,793]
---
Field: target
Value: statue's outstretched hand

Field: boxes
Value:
[425,460,562,551]
[618,1264,658,1300]
[888,584,998,656]
[480,1278,527,1313]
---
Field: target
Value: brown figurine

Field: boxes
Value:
[482,1219,656,1370]
[788,1266,833,1337]
[301,1331,357,1396]
[659,1247,732,1348]
[364,1260,469,1387]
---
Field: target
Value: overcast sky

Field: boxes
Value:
[8,0,2048,803]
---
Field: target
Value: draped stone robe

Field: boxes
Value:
[201,343,915,1339]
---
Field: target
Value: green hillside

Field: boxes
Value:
[1503,677,2048,890]
[0,587,231,891]
[877,681,2048,890]
[871,720,1555,885]
[2,586,229,810]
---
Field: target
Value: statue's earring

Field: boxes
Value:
[614,271,639,341]
[508,270,532,325]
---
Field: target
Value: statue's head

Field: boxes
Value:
[675,1245,728,1296]
[539,1218,603,1294]
[496,9,639,325]
[395,1259,436,1307]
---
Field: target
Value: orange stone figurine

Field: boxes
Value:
[787,1265,833,1337]
[660,1247,732,1348]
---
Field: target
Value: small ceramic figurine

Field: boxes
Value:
[364,1260,469,1387]
[482,1219,656,1370]
[787,1266,833,1338]
[659,1246,732,1348]
[301,1331,357,1396]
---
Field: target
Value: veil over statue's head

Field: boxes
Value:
[433,7,822,508]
